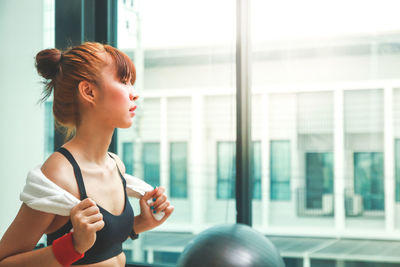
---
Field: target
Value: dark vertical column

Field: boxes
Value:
[94,0,118,47]
[83,0,96,42]
[54,0,83,151]
[54,0,118,153]
[55,0,83,49]
[236,0,252,225]
[108,0,119,153]
[95,0,118,153]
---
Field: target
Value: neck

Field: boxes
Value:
[66,117,115,166]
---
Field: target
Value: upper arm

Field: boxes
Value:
[109,152,126,175]
[0,152,77,261]
[0,204,55,261]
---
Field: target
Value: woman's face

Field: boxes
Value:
[95,57,139,129]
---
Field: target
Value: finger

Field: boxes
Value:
[165,205,174,215]
[82,205,100,216]
[71,198,96,215]
[149,186,165,205]
[91,219,105,232]
[152,194,167,208]
[142,187,158,201]
[155,201,170,212]
[76,198,96,210]
[159,206,174,223]
[153,186,165,198]
[87,212,103,224]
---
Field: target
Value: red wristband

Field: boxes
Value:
[52,232,84,266]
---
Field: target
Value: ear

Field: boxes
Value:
[78,80,96,105]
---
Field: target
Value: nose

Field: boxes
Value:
[129,89,139,101]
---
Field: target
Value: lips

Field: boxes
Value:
[129,106,137,112]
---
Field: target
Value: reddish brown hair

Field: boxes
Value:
[35,42,136,134]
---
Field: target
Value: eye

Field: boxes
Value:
[122,79,132,86]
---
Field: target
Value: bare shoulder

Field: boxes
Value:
[40,151,80,198]
[108,152,126,175]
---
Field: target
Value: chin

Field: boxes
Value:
[119,120,133,129]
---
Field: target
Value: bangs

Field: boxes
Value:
[104,45,136,85]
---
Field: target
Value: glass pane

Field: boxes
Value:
[251,0,397,263]
[344,89,384,218]
[43,0,55,161]
[143,142,160,187]
[270,140,291,201]
[396,139,400,202]
[170,142,188,198]
[44,101,54,160]
[305,153,333,209]
[252,141,262,200]
[354,152,384,211]
[123,142,134,174]
[118,0,236,265]
[217,141,235,199]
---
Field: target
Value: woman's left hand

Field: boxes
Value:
[135,186,174,233]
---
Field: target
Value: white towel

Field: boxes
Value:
[20,165,154,216]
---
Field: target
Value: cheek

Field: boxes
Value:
[108,89,129,107]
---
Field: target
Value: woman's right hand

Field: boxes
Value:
[69,198,104,254]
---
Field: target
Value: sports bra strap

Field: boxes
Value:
[108,153,127,187]
[57,147,88,200]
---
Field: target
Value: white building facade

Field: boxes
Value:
[117,29,400,267]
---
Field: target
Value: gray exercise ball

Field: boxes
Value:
[176,223,285,267]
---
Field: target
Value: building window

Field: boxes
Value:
[217,141,235,199]
[270,140,291,200]
[354,152,384,211]
[170,142,188,198]
[396,139,400,202]
[216,141,260,200]
[252,141,262,200]
[122,142,134,174]
[144,251,180,266]
[305,152,333,209]
[143,142,160,187]
[44,101,54,159]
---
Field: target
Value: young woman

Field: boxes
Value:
[0,42,174,266]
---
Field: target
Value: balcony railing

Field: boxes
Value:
[344,189,385,218]
[296,188,334,217]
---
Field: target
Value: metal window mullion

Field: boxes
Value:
[236,0,252,226]
[54,0,118,152]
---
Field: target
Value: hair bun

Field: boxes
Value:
[35,48,62,80]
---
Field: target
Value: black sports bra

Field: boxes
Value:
[46,147,134,265]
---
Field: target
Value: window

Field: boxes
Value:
[170,142,188,198]
[354,152,384,211]
[270,140,291,201]
[396,139,400,202]
[117,0,237,263]
[216,141,261,200]
[305,152,333,209]
[153,251,180,265]
[44,101,54,159]
[122,142,134,174]
[217,141,236,199]
[143,142,160,187]
[252,141,262,200]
